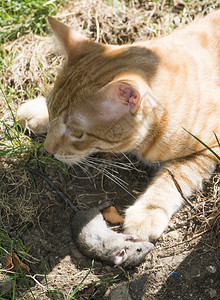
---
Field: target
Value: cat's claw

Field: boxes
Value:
[17,96,49,134]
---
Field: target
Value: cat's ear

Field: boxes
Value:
[48,17,90,62]
[95,82,141,120]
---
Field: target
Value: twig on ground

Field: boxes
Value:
[166,168,195,209]
[3,160,79,213]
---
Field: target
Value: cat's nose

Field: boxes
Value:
[44,144,55,155]
[44,139,57,155]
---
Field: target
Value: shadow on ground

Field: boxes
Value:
[0,155,219,299]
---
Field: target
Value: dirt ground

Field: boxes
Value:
[0,1,220,299]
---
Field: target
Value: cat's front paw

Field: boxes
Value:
[123,204,169,242]
[17,96,49,134]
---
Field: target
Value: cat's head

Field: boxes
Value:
[44,17,158,164]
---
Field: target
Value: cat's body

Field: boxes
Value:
[18,11,220,242]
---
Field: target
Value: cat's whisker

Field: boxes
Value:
[107,149,141,172]
[49,116,62,129]
[59,157,97,183]
[86,157,120,174]
[82,159,135,197]
[87,156,137,171]
[74,162,95,180]
[84,159,124,181]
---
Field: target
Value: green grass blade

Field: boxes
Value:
[183,128,220,161]
[68,260,95,298]
[214,132,220,148]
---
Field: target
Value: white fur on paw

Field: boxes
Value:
[123,205,169,241]
[17,96,49,133]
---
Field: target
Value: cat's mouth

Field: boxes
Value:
[54,151,93,165]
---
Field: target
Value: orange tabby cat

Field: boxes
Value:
[17,11,220,241]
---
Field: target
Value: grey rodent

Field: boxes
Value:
[4,161,154,267]
[71,206,154,267]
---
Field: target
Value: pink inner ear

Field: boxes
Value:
[94,82,141,121]
[114,249,126,265]
[125,234,139,241]
[111,82,141,113]
[118,249,126,257]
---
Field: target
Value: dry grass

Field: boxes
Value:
[194,172,220,237]
[1,0,219,106]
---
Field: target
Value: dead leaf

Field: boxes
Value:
[102,206,125,224]
[5,255,14,271]
[4,41,13,53]
[5,251,30,273]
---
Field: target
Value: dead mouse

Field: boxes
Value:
[71,205,154,267]
[4,161,154,267]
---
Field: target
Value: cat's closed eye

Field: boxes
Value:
[66,126,83,138]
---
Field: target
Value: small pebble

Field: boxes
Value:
[107,284,132,300]
[71,247,83,259]
[206,266,217,274]
[209,289,217,299]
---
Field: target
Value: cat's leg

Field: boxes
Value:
[124,151,218,241]
[17,96,49,134]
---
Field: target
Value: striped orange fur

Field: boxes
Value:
[18,11,220,241]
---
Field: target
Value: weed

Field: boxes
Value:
[0,0,68,43]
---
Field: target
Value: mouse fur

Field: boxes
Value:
[71,208,154,267]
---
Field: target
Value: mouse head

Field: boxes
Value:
[113,237,154,267]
